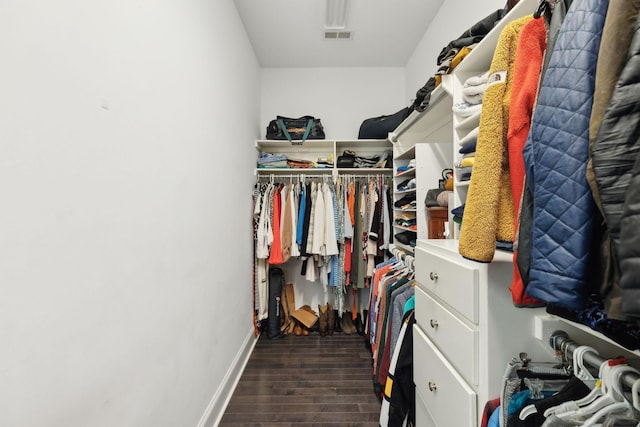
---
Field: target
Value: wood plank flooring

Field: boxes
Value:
[219,332,382,426]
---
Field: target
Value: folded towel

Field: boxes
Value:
[453,102,482,117]
[464,71,489,87]
[463,72,489,105]
[463,84,487,105]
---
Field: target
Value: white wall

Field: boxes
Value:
[0,0,259,426]
[405,0,507,103]
[261,67,406,139]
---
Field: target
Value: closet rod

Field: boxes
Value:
[549,330,640,390]
[256,174,332,180]
[340,174,391,178]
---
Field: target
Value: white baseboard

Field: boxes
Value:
[197,327,259,427]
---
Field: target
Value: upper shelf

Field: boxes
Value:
[389,84,453,148]
[453,0,538,79]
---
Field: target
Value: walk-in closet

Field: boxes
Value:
[5,0,640,426]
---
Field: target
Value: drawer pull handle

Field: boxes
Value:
[430,319,438,328]
[428,381,437,392]
[430,272,438,281]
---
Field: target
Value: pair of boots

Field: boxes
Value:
[340,311,357,335]
[318,303,336,337]
[293,320,309,336]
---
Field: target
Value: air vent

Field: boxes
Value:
[324,30,352,40]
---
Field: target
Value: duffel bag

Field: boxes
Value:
[266,116,325,145]
[358,107,410,139]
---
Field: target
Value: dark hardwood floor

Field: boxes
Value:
[219,332,382,426]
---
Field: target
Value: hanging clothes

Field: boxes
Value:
[507,16,547,308]
[252,175,391,331]
[589,0,640,320]
[522,0,609,310]
[458,15,532,263]
[368,252,415,398]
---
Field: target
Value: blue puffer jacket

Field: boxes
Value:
[522,0,609,309]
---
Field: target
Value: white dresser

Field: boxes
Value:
[413,239,546,426]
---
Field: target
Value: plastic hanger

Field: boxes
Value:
[574,345,599,381]
[582,366,639,427]
[547,359,610,418]
[632,377,640,412]
[558,363,637,421]
[544,346,602,417]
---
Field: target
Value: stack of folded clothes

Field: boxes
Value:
[394,231,417,247]
[463,72,488,105]
[396,178,416,191]
[396,159,416,174]
[456,126,478,182]
[452,72,489,118]
[451,204,465,226]
[258,152,288,168]
[353,154,380,168]
[394,194,416,210]
[394,212,417,230]
[287,158,314,168]
[315,155,333,169]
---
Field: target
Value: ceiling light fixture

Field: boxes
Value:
[325,0,349,29]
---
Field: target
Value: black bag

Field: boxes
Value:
[267,267,285,339]
[358,107,410,139]
[266,116,325,145]
[337,150,356,168]
[412,77,437,112]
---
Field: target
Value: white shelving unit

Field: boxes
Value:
[255,139,392,180]
[390,80,454,251]
[392,145,418,253]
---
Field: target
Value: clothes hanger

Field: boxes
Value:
[542,345,602,417]
[533,0,549,19]
[632,376,640,412]
[545,360,611,420]
[582,365,639,427]
[557,363,638,421]
[574,346,599,380]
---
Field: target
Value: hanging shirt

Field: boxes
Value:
[324,183,339,256]
[268,185,284,265]
[290,183,300,257]
[256,184,273,259]
[311,183,326,255]
[281,185,292,263]
[344,186,354,239]
[296,183,306,247]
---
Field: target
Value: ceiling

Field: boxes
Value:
[233,0,445,68]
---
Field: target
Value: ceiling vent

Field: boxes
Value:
[324,30,353,40]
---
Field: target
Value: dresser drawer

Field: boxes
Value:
[414,325,477,427]
[415,246,479,323]
[416,389,437,427]
[415,285,479,386]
